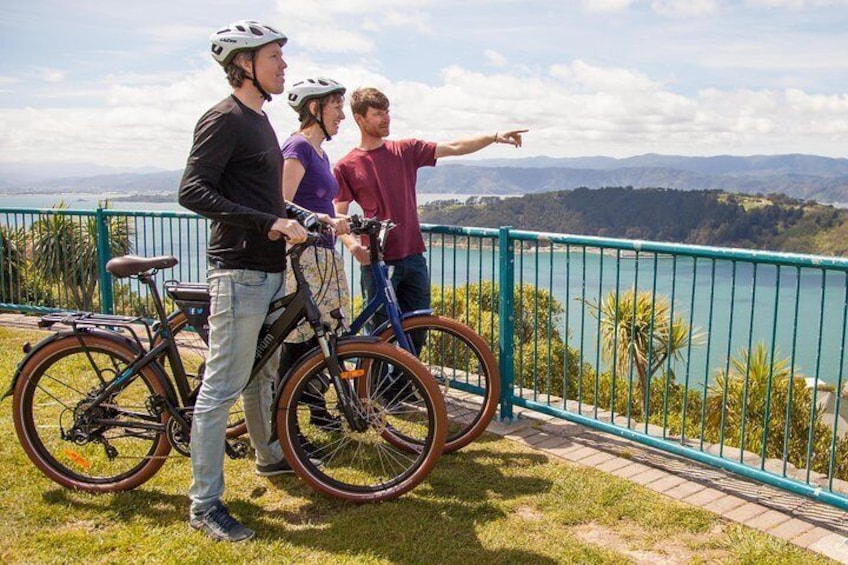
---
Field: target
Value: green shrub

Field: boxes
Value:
[431,281,592,397]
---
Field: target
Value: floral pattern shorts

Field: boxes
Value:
[284,246,351,343]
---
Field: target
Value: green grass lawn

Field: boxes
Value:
[0,326,835,564]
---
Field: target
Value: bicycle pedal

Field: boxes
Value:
[225,438,250,460]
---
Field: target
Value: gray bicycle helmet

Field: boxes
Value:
[210,20,287,66]
[287,77,346,111]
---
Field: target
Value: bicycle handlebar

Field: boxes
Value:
[348,214,396,236]
[285,213,328,258]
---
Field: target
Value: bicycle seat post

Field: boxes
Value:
[139,271,171,330]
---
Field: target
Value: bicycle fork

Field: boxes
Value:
[314,333,370,433]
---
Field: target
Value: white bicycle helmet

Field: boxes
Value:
[210,20,287,66]
[287,78,346,111]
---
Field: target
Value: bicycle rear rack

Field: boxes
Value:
[38,312,153,351]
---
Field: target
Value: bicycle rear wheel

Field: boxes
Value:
[276,339,447,503]
[162,311,246,438]
[374,315,500,453]
[12,333,172,492]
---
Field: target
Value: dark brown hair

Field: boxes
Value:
[349,87,389,117]
[224,52,253,88]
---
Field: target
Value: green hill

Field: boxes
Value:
[418,187,848,256]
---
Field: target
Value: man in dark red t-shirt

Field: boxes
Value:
[334,86,527,322]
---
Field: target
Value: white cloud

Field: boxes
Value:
[651,0,720,16]
[747,0,848,7]
[142,24,211,45]
[581,0,638,11]
[275,0,434,52]
[291,29,376,54]
[4,57,848,167]
[380,63,848,158]
[382,9,433,33]
[39,68,66,83]
[0,66,228,169]
[484,50,508,68]
[550,60,661,92]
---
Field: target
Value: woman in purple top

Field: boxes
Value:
[278,77,351,429]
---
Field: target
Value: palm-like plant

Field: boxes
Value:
[29,203,132,311]
[706,343,835,473]
[588,288,701,412]
[431,281,589,397]
[0,225,28,303]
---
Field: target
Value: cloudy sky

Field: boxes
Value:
[2,0,847,174]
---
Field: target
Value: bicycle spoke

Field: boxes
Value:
[13,335,170,492]
[277,341,446,502]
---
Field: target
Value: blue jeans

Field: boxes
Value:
[188,268,285,515]
[361,253,430,335]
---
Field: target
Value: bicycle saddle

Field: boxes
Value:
[106,255,178,278]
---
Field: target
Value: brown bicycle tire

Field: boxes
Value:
[372,315,500,453]
[276,339,447,503]
[12,333,172,492]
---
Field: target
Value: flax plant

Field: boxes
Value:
[587,288,702,413]
[29,202,132,311]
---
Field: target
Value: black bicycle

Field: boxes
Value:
[6,228,448,503]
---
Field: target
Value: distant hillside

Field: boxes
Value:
[21,170,183,194]
[454,153,848,176]
[417,162,848,203]
[0,162,167,184]
[418,187,848,256]
[4,153,848,204]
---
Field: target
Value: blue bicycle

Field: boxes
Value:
[340,216,499,453]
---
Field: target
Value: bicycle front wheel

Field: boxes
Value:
[12,333,172,492]
[375,315,500,453]
[276,339,447,503]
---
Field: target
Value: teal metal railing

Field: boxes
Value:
[3,206,848,511]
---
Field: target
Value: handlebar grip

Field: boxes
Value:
[302,213,322,233]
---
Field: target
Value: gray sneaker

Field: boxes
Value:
[255,458,295,477]
[256,454,324,476]
[189,501,254,542]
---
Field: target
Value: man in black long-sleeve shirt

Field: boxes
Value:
[178,19,306,542]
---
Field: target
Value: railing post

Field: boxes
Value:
[95,207,114,314]
[498,226,515,421]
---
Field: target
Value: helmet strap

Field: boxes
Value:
[315,115,332,142]
[305,100,332,141]
[250,54,272,102]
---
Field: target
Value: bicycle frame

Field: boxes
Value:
[344,218,430,352]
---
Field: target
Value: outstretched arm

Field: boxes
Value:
[434,129,528,159]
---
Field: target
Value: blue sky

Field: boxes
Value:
[2,0,847,173]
